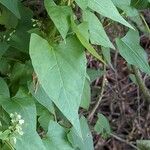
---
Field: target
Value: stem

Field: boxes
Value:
[131,65,150,103]
[110,133,139,150]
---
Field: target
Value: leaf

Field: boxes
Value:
[75,0,88,10]
[80,78,91,110]
[0,42,9,60]
[38,111,54,131]
[83,10,114,49]
[0,0,20,18]
[94,114,111,139]
[102,47,113,69]
[43,121,73,150]
[87,68,104,82]
[44,0,72,40]
[30,34,86,137]
[1,88,46,150]
[137,140,150,150]
[29,82,55,115]
[78,22,89,41]
[71,18,105,64]
[68,116,94,150]
[0,5,18,28]
[112,0,131,6]
[116,29,150,75]
[0,77,9,98]
[88,0,133,29]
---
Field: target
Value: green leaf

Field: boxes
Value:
[44,0,72,40]
[0,42,9,60]
[80,78,91,110]
[29,82,55,115]
[87,69,104,82]
[88,0,133,29]
[75,0,88,10]
[131,0,149,9]
[0,5,18,28]
[38,110,54,131]
[137,140,150,150]
[1,89,46,150]
[30,34,86,137]
[102,47,113,69]
[83,10,114,49]
[0,77,9,98]
[112,0,131,6]
[94,114,111,139]
[78,22,89,41]
[0,0,20,18]
[71,18,105,63]
[43,121,73,150]
[116,29,150,75]
[68,116,94,150]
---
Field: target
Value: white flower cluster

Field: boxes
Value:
[9,112,25,144]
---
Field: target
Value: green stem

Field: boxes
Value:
[131,65,150,103]
[4,140,15,150]
[140,14,150,34]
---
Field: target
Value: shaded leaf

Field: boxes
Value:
[0,42,9,60]
[0,0,20,18]
[94,113,111,139]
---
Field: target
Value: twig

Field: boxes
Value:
[110,133,139,150]
[88,66,106,123]
[131,65,150,103]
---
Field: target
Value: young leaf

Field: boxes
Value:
[30,34,86,137]
[44,0,72,40]
[83,10,114,49]
[68,116,94,150]
[0,0,20,18]
[94,114,111,139]
[88,0,133,29]
[71,18,105,64]
[43,121,74,150]
[116,29,150,75]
